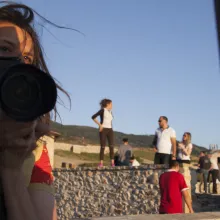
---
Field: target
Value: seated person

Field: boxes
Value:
[117,138,132,166]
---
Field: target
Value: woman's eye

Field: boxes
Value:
[23,56,32,64]
[0,46,11,52]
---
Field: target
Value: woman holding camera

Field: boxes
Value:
[177,132,193,164]
[0,2,70,220]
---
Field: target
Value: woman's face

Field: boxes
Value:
[106,102,112,110]
[182,133,187,142]
[0,21,34,64]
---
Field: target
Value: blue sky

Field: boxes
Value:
[19,0,219,148]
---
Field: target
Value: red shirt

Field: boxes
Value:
[30,145,53,185]
[159,170,188,214]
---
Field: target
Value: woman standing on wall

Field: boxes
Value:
[92,99,115,167]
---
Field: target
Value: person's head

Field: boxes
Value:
[207,151,212,158]
[169,160,180,172]
[199,151,205,157]
[182,132,192,145]
[0,2,70,124]
[158,116,168,128]
[100,98,112,110]
[122,138,128,144]
[130,155,135,163]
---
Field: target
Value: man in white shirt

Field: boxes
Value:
[153,116,177,165]
[209,151,220,194]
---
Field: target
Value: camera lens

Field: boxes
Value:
[0,64,57,121]
[2,74,40,112]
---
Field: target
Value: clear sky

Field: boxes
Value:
[19,0,219,148]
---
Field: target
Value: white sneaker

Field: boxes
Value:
[216,179,220,184]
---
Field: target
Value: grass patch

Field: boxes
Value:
[55,149,155,163]
[55,149,110,162]
[55,148,155,167]
[133,149,155,161]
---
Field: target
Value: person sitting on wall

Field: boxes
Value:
[117,138,133,166]
[159,160,194,214]
[129,156,140,167]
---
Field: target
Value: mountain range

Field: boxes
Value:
[51,121,206,155]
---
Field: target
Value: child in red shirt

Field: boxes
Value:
[159,160,193,214]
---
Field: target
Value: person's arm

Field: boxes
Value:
[182,144,193,156]
[1,167,39,220]
[182,190,194,213]
[28,189,57,220]
[91,109,103,131]
[170,129,177,159]
[209,164,213,171]
[198,157,201,167]
[152,132,158,152]
[208,158,214,171]
[179,174,193,213]
[171,137,176,159]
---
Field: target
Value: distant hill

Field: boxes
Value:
[51,121,206,156]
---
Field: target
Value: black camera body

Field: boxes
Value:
[0,57,57,122]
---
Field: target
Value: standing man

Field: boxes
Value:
[159,160,194,214]
[209,151,220,194]
[153,116,177,164]
[117,138,133,166]
[198,151,211,194]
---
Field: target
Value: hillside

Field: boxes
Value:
[51,121,206,155]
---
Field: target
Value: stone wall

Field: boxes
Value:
[53,165,220,219]
[55,143,117,154]
[53,165,167,219]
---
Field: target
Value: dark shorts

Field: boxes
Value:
[154,152,171,165]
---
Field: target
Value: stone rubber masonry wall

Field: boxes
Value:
[53,165,167,219]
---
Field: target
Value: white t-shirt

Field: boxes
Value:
[102,108,113,128]
[155,127,176,154]
[177,143,193,160]
[132,159,140,167]
[210,153,219,170]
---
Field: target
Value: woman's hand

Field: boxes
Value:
[178,143,184,150]
[153,147,158,153]
[99,125,103,132]
[0,110,49,169]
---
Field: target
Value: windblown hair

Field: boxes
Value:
[0,1,78,123]
[183,132,192,146]
[100,98,112,109]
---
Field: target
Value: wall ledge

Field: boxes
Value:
[89,212,220,220]
[53,164,169,172]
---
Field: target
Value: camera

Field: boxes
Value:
[0,57,57,122]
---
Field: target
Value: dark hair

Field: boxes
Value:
[130,156,135,160]
[0,2,76,123]
[169,160,179,168]
[123,138,128,142]
[200,151,205,154]
[161,116,168,122]
[100,98,112,109]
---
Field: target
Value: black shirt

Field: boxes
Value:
[199,156,211,170]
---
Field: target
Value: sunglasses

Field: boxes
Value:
[158,120,162,123]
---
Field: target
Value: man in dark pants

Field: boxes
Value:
[198,151,211,194]
[153,116,177,164]
[210,151,220,194]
